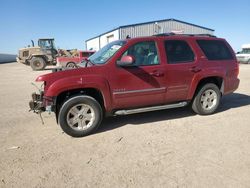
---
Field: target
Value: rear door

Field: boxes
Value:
[162,39,201,102]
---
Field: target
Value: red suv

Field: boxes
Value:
[30,34,240,137]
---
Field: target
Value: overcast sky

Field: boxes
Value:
[0,0,249,54]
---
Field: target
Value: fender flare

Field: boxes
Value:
[29,54,48,62]
[45,75,112,111]
[187,70,226,100]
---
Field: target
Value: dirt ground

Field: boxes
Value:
[0,62,249,188]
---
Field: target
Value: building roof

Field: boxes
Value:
[86,18,214,42]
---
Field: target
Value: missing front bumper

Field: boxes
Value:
[29,92,55,114]
[29,92,45,113]
[29,100,45,113]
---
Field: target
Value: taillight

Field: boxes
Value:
[231,63,239,78]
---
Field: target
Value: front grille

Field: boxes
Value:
[23,51,29,57]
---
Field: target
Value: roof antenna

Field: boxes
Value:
[126,35,131,39]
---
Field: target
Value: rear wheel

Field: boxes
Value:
[192,83,221,115]
[66,62,76,69]
[58,95,103,137]
[30,57,46,71]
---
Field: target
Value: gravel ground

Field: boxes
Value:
[0,62,250,188]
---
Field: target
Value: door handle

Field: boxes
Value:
[149,70,164,77]
[189,66,202,73]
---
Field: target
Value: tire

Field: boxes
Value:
[192,83,221,115]
[66,62,76,69]
[30,57,46,71]
[58,95,103,137]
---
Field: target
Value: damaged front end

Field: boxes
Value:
[29,92,45,113]
[29,82,55,114]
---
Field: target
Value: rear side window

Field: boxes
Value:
[197,40,233,60]
[164,40,195,64]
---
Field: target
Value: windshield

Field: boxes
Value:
[88,40,126,64]
[39,40,55,49]
[240,48,250,54]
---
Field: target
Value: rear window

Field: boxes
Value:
[197,40,233,60]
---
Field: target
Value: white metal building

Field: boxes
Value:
[85,18,214,51]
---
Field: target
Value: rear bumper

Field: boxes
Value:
[29,92,45,113]
[237,58,250,64]
[239,61,249,64]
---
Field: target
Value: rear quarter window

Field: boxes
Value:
[197,40,233,60]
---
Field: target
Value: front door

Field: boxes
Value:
[109,40,167,109]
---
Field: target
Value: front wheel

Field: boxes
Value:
[66,62,76,69]
[192,83,221,115]
[30,57,46,71]
[58,95,103,137]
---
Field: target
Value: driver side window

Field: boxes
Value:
[120,41,159,66]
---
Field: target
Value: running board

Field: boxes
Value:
[114,102,188,115]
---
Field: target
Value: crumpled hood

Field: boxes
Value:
[35,65,104,86]
[36,67,85,83]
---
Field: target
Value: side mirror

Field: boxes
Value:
[117,55,135,66]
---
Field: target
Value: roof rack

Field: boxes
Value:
[153,32,176,36]
[153,33,216,37]
[184,34,216,37]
